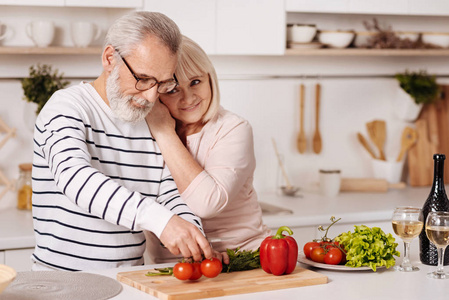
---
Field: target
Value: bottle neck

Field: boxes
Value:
[432,159,445,190]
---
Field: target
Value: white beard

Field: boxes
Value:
[106,66,153,123]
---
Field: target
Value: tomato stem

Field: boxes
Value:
[317,216,341,240]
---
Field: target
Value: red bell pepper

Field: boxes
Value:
[260,226,298,276]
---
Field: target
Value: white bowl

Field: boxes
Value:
[318,30,355,48]
[422,32,449,48]
[289,24,317,43]
[0,265,16,294]
[396,31,420,42]
[354,31,376,48]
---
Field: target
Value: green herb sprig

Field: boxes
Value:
[222,247,261,273]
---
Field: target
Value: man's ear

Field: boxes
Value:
[102,45,116,73]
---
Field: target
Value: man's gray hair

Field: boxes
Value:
[104,11,181,56]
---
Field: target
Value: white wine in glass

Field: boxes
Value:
[425,211,449,279]
[392,207,423,272]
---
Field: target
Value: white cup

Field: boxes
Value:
[71,21,102,48]
[319,169,341,197]
[26,21,55,47]
[372,159,405,184]
[0,22,14,42]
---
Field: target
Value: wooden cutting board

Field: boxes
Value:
[340,178,406,193]
[117,266,327,300]
[408,85,449,186]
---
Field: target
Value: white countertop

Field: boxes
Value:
[259,186,432,229]
[0,208,34,250]
[2,187,448,299]
[0,186,434,250]
[89,253,449,300]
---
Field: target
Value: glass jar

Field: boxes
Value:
[17,163,32,210]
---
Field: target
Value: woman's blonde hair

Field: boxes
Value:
[176,36,220,123]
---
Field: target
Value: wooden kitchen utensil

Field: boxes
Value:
[366,120,386,160]
[296,84,306,153]
[0,117,16,201]
[340,178,406,193]
[396,127,417,162]
[312,83,322,154]
[117,266,328,300]
[357,132,377,159]
[408,114,438,186]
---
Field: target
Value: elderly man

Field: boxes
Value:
[31,11,212,271]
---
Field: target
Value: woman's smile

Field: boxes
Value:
[181,100,201,111]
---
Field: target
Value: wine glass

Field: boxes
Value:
[425,211,449,279]
[391,206,424,272]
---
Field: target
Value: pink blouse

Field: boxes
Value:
[145,107,271,263]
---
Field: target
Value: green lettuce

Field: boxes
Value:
[335,225,400,271]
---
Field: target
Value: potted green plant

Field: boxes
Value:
[393,70,440,121]
[21,64,70,115]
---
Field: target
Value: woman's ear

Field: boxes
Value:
[102,45,116,73]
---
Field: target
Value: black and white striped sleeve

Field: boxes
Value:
[35,98,174,237]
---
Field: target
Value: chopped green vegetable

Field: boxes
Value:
[145,267,173,276]
[222,247,261,273]
[335,225,400,272]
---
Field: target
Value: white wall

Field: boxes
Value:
[1,6,449,209]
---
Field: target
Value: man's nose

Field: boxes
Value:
[141,87,159,103]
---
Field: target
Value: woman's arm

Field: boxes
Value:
[146,104,255,219]
[145,100,203,193]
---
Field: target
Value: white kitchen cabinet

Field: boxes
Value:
[348,0,409,15]
[65,0,143,8]
[0,0,64,6]
[285,0,349,13]
[286,0,449,16]
[143,0,285,55]
[409,0,449,16]
[143,0,216,54]
[0,250,4,264]
[3,248,34,272]
[216,0,285,55]
[0,0,142,8]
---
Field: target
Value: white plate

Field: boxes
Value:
[298,253,383,271]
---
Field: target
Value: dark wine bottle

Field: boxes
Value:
[419,154,449,265]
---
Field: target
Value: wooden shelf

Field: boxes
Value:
[1,46,449,57]
[285,48,449,56]
[0,46,103,55]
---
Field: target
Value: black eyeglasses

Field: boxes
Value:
[115,50,178,94]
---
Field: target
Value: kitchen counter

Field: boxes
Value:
[0,186,435,250]
[89,254,449,300]
[0,208,33,250]
[259,186,432,229]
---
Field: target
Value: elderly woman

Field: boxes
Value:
[145,36,270,263]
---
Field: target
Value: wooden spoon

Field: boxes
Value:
[312,83,322,154]
[296,84,306,153]
[357,132,377,159]
[366,120,386,160]
[396,127,418,162]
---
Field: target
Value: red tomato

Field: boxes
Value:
[200,258,222,278]
[189,262,202,280]
[310,246,325,263]
[303,242,320,259]
[173,262,193,281]
[324,248,343,265]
